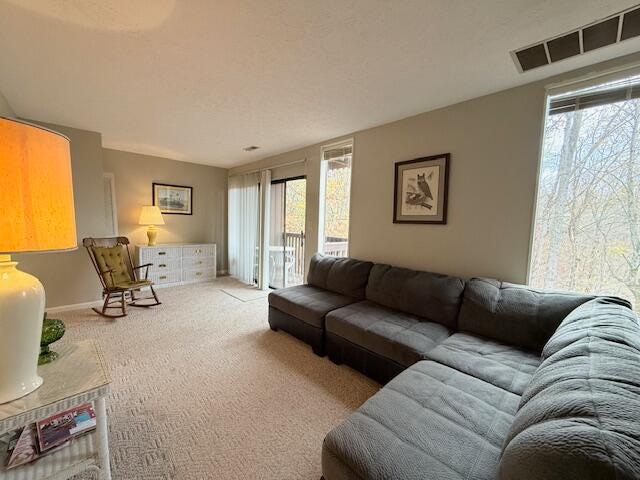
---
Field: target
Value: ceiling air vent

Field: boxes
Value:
[547,31,581,62]
[515,44,548,71]
[512,4,640,73]
[583,17,619,51]
[622,7,640,40]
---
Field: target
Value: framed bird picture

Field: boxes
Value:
[393,153,450,224]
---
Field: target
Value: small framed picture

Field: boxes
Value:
[153,183,193,215]
[393,153,450,224]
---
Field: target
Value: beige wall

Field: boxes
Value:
[230,53,640,284]
[0,89,14,117]
[103,149,228,273]
[15,122,108,308]
[5,111,228,308]
[0,98,104,309]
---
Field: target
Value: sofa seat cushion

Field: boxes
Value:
[326,301,451,367]
[322,360,520,480]
[427,333,541,395]
[268,285,357,329]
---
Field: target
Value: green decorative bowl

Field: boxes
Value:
[39,316,65,365]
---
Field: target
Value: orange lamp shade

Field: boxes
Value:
[0,117,77,253]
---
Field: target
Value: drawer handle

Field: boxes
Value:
[160,275,167,280]
[196,272,202,276]
[196,249,202,254]
[159,264,166,268]
[158,252,166,256]
[196,261,203,265]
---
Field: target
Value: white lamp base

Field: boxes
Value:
[0,255,45,404]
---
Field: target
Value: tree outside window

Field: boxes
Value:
[530,79,640,308]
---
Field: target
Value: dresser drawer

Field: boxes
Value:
[182,268,215,282]
[150,270,182,285]
[140,246,183,263]
[183,245,216,258]
[182,256,215,269]
[148,257,182,272]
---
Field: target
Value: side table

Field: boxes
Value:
[0,340,111,479]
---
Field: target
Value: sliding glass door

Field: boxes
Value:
[269,177,306,289]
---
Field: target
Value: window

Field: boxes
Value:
[529,73,640,307]
[318,140,352,257]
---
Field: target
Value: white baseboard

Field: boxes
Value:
[46,299,103,314]
[46,273,230,313]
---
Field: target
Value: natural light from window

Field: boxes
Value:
[529,74,640,308]
[319,141,352,258]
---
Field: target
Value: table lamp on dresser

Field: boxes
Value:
[139,205,165,246]
[0,117,77,404]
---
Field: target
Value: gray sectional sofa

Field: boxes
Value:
[267,254,640,480]
[268,254,373,355]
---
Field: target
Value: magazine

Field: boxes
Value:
[5,426,38,469]
[36,403,96,453]
[6,429,22,452]
[5,425,72,470]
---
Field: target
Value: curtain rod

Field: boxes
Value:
[228,158,306,177]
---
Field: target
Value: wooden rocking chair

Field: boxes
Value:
[83,237,161,318]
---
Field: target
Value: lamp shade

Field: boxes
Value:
[0,117,77,253]
[139,205,165,225]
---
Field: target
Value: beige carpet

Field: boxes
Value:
[220,284,270,302]
[54,277,378,479]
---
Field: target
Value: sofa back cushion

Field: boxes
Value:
[541,295,635,358]
[365,264,465,329]
[498,298,640,480]
[307,253,373,299]
[457,278,593,352]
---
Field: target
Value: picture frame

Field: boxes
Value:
[153,183,193,215]
[393,153,450,224]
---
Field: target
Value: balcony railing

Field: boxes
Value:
[283,233,349,260]
[284,232,305,283]
[276,233,348,288]
[322,236,349,257]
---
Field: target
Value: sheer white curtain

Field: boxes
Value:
[258,170,271,290]
[228,173,260,284]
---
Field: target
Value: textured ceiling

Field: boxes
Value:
[1,0,640,167]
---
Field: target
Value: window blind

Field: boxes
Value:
[549,84,640,115]
[322,144,352,161]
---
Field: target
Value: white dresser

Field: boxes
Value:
[136,243,217,287]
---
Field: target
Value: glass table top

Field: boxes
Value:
[0,340,110,423]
